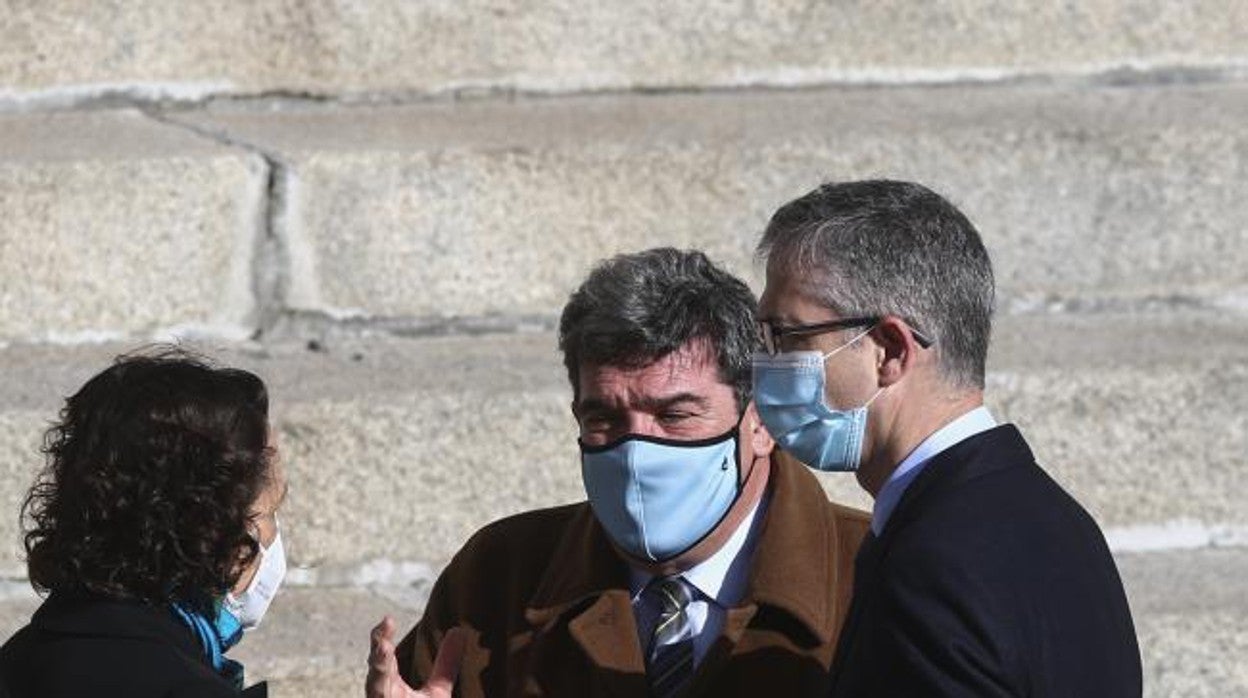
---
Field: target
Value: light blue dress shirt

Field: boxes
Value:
[870,406,998,536]
[628,493,769,668]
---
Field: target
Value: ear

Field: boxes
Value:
[742,401,775,458]
[871,316,922,388]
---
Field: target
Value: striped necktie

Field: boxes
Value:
[646,576,695,698]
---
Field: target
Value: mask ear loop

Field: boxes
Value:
[821,324,887,410]
[863,386,886,408]
[821,324,877,361]
[248,513,281,554]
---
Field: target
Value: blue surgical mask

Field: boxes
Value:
[752,328,883,472]
[580,427,740,562]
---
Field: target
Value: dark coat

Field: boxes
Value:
[830,424,1143,697]
[0,593,266,698]
[396,454,872,697]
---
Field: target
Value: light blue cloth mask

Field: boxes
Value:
[581,428,740,562]
[752,329,882,472]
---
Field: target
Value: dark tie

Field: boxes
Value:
[646,576,695,698]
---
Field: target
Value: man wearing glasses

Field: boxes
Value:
[753,180,1142,697]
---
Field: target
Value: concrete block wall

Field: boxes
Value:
[2,3,1246,696]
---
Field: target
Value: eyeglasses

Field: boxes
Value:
[757,315,934,355]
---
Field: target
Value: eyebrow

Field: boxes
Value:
[577,392,712,414]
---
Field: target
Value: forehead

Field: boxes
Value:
[254,438,287,511]
[759,264,835,322]
[576,341,732,405]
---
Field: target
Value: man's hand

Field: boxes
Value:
[366,616,466,698]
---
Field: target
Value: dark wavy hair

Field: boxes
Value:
[21,348,272,615]
[559,248,759,411]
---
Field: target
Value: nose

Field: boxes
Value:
[623,412,664,439]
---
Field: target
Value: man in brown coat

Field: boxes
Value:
[367,248,869,698]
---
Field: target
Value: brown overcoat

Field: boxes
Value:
[396,454,869,697]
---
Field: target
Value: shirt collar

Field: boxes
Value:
[628,494,767,608]
[871,406,997,535]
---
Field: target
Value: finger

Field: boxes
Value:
[366,617,401,693]
[424,626,468,694]
[371,616,396,645]
[371,616,399,657]
[369,638,397,672]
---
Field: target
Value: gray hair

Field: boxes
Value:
[559,248,759,409]
[757,180,994,390]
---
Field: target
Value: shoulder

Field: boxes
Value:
[882,452,1115,602]
[451,502,589,566]
[0,595,224,697]
[826,500,872,554]
[163,678,237,698]
[1,633,224,697]
[0,624,33,685]
[827,500,871,533]
[430,502,593,605]
[910,455,1098,548]
[772,451,871,531]
[409,502,598,661]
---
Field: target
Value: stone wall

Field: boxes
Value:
[2,3,1246,695]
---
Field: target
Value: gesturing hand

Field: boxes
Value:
[366,616,467,698]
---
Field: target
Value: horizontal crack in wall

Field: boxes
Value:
[3,61,1247,115]
[999,292,1248,316]
[265,310,559,345]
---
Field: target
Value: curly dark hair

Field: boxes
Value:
[21,348,272,615]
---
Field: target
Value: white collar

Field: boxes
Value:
[629,493,767,607]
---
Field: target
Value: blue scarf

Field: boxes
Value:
[170,601,246,691]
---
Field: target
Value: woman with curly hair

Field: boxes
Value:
[0,349,288,697]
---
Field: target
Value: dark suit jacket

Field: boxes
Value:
[396,454,872,697]
[830,424,1142,697]
[0,593,266,698]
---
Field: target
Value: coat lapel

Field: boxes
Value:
[695,455,863,695]
[745,454,845,646]
[566,592,648,698]
[522,505,646,698]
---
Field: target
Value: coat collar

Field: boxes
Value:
[740,452,842,645]
[885,424,1034,536]
[31,593,210,665]
[31,593,265,695]
[524,453,843,648]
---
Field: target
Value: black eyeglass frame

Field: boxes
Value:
[757,315,934,355]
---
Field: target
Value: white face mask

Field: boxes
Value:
[224,519,287,630]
